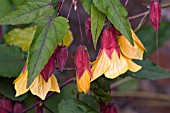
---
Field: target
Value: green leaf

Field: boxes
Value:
[59,30,73,48]
[0,78,27,101]
[0,0,13,18]
[0,0,54,25]
[93,0,133,45]
[117,79,139,91]
[58,99,98,113]
[80,0,92,15]
[91,3,105,48]
[27,17,69,87]
[131,59,170,80]
[0,45,25,78]
[4,26,37,51]
[12,0,26,5]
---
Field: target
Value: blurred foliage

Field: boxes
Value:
[137,22,170,58]
[5,26,37,51]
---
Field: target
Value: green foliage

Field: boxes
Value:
[0,78,27,101]
[92,0,133,45]
[58,99,98,113]
[117,79,139,91]
[80,0,92,15]
[0,0,13,18]
[137,22,170,57]
[5,26,37,51]
[0,45,25,78]
[27,16,69,87]
[0,0,54,25]
[91,83,112,102]
[131,59,170,80]
[91,3,105,48]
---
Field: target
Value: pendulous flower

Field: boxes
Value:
[74,45,92,93]
[91,28,145,81]
[14,62,60,100]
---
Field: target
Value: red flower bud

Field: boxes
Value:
[85,17,92,42]
[0,98,13,113]
[13,102,24,113]
[101,103,117,113]
[100,29,119,59]
[149,0,161,31]
[74,45,92,79]
[40,57,55,82]
[55,46,68,71]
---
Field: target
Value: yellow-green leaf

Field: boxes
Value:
[4,26,37,51]
[59,30,73,48]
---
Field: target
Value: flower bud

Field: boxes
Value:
[40,57,55,82]
[13,102,24,113]
[149,0,161,31]
[55,46,68,71]
[101,103,117,113]
[0,98,13,113]
[85,17,92,42]
[74,45,92,79]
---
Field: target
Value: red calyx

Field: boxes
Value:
[0,98,13,113]
[85,17,92,42]
[13,102,24,113]
[100,29,119,59]
[100,102,117,113]
[149,0,161,31]
[74,45,92,79]
[54,45,68,71]
[40,56,55,82]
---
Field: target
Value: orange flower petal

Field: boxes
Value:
[91,51,111,81]
[30,74,51,100]
[49,75,60,93]
[14,71,30,97]
[118,35,144,60]
[105,51,128,79]
[125,58,142,72]
[76,69,91,94]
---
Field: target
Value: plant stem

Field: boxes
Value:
[67,0,73,19]
[57,0,65,16]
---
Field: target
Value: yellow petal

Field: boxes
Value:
[131,29,146,50]
[49,74,60,93]
[14,71,30,97]
[118,35,144,60]
[76,69,91,94]
[125,58,142,72]
[91,51,111,82]
[105,51,128,79]
[30,74,51,100]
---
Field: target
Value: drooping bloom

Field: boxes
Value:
[100,102,117,113]
[54,45,68,71]
[13,102,24,113]
[14,62,60,100]
[91,28,145,81]
[0,98,13,113]
[149,0,161,31]
[74,45,92,93]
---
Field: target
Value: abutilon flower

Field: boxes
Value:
[149,0,161,31]
[91,28,145,81]
[13,102,24,113]
[100,102,117,113]
[0,98,13,113]
[54,45,68,71]
[74,45,92,93]
[14,58,60,100]
[85,17,92,42]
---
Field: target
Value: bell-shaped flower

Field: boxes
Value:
[74,45,92,93]
[91,29,143,81]
[117,29,146,60]
[14,63,60,100]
